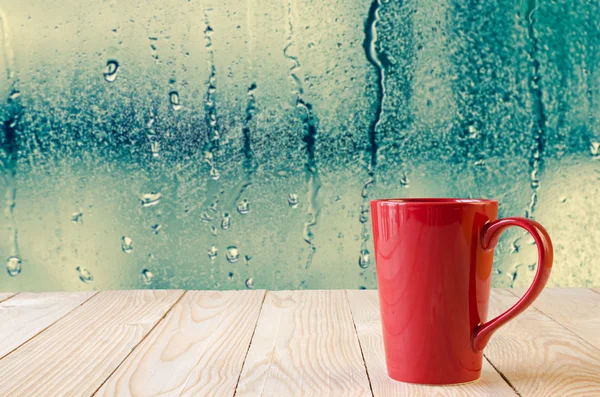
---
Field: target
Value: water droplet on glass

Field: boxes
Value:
[361,179,373,198]
[399,174,410,188]
[208,245,218,260]
[530,169,539,189]
[9,89,20,100]
[237,199,250,215]
[208,201,219,213]
[141,269,154,285]
[71,211,83,224]
[103,60,119,82]
[359,204,369,223]
[151,142,160,158]
[526,192,538,218]
[226,246,240,263]
[358,249,370,269]
[221,212,231,230]
[121,236,134,253]
[76,266,93,283]
[468,124,478,138]
[511,238,520,253]
[590,141,600,158]
[141,192,162,207]
[288,193,299,208]
[151,224,162,234]
[245,277,254,289]
[169,91,182,110]
[148,37,160,63]
[204,151,214,165]
[6,256,22,277]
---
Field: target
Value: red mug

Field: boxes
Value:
[370,198,553,385]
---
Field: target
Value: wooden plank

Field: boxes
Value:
[0,292,17,303]
[96,290,266,397]
[0,290,183,397]
[485,289,600,396]
[510,288,600,350]
[0,292,96,359]
[236,290,371,397]
[346,290,517,397]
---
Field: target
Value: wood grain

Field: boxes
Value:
[346,290,517,397]
[511,288,600,350]
[236,290,371,397]
[0,292,96,359]
[0,290,183,397]
[96,290,265,397]
[485,289,600,396]
[0,292,17,303]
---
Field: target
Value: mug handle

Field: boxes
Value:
[472,217,553,351]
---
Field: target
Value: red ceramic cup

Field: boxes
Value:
[370,198,553,385]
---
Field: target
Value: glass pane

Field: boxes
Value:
[0,0,598,291]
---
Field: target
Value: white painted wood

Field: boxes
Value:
[236,290,371,397]
[0,292,95,358]
[0,292,17,303]
[0,289,597,396]
[0,290,183,397]
[484,289,600,396]
[96,290,265,397]
[511,288,600,350]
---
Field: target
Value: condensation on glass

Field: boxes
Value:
[0,0,598,291]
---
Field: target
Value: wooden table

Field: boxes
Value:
[0,289,598,396]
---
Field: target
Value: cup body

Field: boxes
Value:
[371,198,498,384]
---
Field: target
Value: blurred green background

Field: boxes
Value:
[0,0,598,291]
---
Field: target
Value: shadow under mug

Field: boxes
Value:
[370,198,553,385]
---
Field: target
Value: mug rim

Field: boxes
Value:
[371,198,498,206]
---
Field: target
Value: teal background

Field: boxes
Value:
[0,0,599,291]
